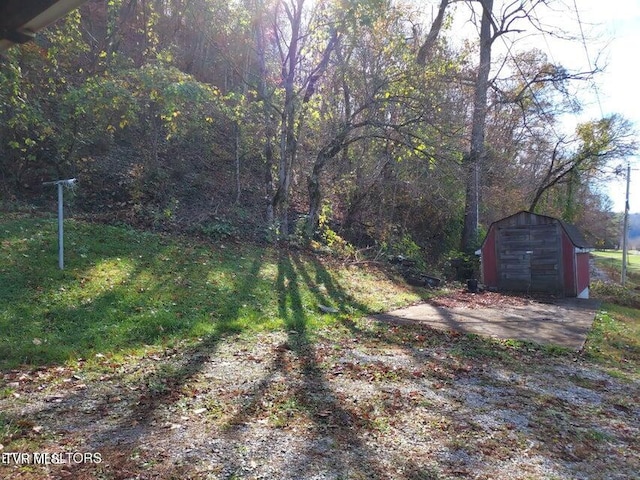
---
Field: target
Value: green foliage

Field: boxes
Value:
[61,73,139,141]
[444,249,480,281]
[0,45,63,186]
[393,234,424,263]
[199,217,238,240]
[380,232,426,270]
[317,204,356,258]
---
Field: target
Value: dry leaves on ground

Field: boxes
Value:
[428,289,539,309]
[1,317,638,480]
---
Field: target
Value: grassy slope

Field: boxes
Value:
[0,215,425,369]
[588,251,640,376]
[2,216,639,378]
[583,305,640,376]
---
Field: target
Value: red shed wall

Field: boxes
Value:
[576,252,590,295]
[481,228,498,287]
[561,232,576,296]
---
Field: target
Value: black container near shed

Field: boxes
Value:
[478,211,592,298]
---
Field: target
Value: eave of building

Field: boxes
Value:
[0,0,87,51]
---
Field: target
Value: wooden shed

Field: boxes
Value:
[479,211,592,298]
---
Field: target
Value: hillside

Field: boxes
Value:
[0,0,628,264]
[0,214,426,368]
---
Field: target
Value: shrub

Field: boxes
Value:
[445,249,480,281]
[591,280,640,308]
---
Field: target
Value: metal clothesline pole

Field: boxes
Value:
[57,182,64,269]
[621,164,630,286]
[43,178,76,270]
[620,163,640,287]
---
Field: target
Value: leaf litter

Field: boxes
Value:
[0,318,638,480]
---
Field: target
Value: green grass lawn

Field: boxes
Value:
[591,250,640,285]
[587,251,640,376]
[0,214,425,369]
[3,214,639,379]
[583,304,640,376]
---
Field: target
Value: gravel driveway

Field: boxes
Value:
[1,316,638,480]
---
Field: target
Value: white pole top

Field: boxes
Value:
[43,178,76,186]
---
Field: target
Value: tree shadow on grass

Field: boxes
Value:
[90,251,266,435]
[1,218,394,477]
[218,249,389,479]
[290,252,374,316]
[0,217,275,368]
[0,246,268,478]
[55,248,388,478]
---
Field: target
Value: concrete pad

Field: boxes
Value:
[373,298,601,351]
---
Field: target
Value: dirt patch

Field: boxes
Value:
[1,321,638,480]
[429,289,540,309]
[374,290,599,351]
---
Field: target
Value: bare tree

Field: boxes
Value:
[416,0,451,66]
[253,0,340,236]
[460,0,493,252]
[529,114,637,212]
[416,0,586,251]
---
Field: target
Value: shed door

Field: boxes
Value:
[496,223,563,293]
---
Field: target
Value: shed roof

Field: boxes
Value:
[483,211,591,249]
[558,220,590,248]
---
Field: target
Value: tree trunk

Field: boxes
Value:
[461,0,493,252]
[272,0,304,236]
[306,158,325,238]
[234,122,241,204]
[306,133,349,237]
[255,16,275,225]
[417,0,449,65]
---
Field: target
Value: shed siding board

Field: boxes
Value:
[531,223,562,293]
[562,233,576,296]
[576,253,590,293]
[496,225,531,291]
